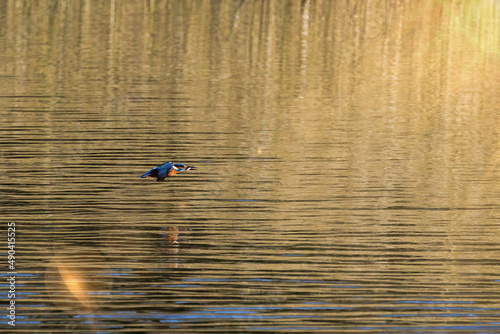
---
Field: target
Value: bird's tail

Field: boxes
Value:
[140,169,153,178]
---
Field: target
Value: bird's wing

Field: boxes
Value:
[156,162,174,181]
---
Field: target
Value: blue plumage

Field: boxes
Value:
[141,161,194,182]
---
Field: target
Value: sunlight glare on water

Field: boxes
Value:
[1,0,500,332]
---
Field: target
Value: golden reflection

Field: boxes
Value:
[2,0,500,329]
[56,262,92,308]
[45,247,112,313]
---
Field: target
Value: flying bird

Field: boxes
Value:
[140,162,195,182]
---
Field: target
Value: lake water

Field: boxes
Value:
[1,0,500,332]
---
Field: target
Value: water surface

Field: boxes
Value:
[1,0,500,332]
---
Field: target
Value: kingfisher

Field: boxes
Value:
[140,162,195,182]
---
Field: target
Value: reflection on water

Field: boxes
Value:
[1,0,500,332]
[45,247,113,312]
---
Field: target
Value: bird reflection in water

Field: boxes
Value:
[158,225,192,271]
[160,226,185,257]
